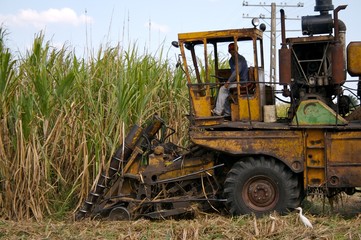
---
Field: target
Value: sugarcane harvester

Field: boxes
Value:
[76,0,361,220]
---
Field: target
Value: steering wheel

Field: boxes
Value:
[211,75,228,82]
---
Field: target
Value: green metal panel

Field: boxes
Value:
[291,100,348,126]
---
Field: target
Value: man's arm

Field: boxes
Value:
[227,70,237,83]
[225,62,247,88]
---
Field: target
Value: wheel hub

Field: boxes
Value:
[243,177,278,211]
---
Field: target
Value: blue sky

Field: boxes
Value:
[1,0,360,85]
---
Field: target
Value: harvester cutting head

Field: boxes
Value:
[75,114,222,220]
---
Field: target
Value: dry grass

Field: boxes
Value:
[0,195,361,239]
[0,211,360,240]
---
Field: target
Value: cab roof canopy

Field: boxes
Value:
[177,27,263,45]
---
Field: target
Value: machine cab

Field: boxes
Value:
[175,27,270,126]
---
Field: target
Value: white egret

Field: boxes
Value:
[295,207,313,228]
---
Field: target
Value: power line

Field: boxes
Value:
[243,14,300,21]
[242,1,304,7]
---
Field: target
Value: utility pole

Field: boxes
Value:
[242,1,303,85]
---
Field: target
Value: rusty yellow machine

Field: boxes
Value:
[76,0,361,220]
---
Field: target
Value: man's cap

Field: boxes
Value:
[228,43,237,52]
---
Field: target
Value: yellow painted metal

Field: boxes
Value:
[347,41,361,76]
[122,152,215,188]
[239,92,262,121]
[178,28,263,42]
[304,129,326,187]
[189,86,212,117]
[230,68,265,121]
[124,146,143,175]
[190,129,304,172]
[193,117,224,127]
[147,151,215,181]
[159,159,214,181]
[304,129,361,188]
[326,131,361,187]
[231,94,262,121]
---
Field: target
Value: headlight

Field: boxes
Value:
[260,23,266,32]
[252,18,260,27]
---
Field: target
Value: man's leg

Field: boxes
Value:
[213,86,229,115]
[224,99,231,116]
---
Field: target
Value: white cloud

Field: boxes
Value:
[0,8,93,29]
[145,21,170,33]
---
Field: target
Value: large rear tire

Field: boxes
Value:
[224,156,301,217]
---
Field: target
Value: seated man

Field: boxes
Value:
[212,43,248,116]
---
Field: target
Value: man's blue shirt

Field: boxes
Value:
[228,53,248,83]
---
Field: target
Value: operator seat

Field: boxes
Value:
[229,67,256,103]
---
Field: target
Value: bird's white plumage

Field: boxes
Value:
[295,207,313,228]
